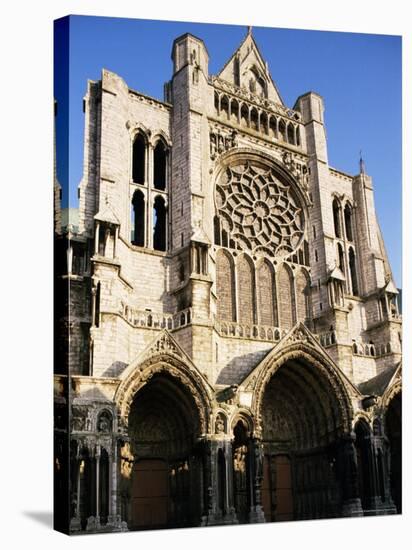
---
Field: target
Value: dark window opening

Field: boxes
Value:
[240,104,249,126]
[304,240,310,266]
[344,204,353,241]
[337,243,345,271]
[221,95,229,119]
[153,141,167,190]
[287,123,295,145]
[222,229,228,248]
[95,282,101,327]
[214,92,219,113]
[349,247,359,296]
[131,190,145,246]
[278,119,286,141]
[214,216,221,245]
[132,133,145,184]
[250,108,259,131]
[153,196,167,251]
[332,198,341,238]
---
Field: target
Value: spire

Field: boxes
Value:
[247,25,253,36]
[359,149,366,174]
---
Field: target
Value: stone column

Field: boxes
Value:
[95,445,101,528]
[113,225,119,259]
[147,144,154,248]
[70,450,83,532]
[200,439,214,525]
[339,434,363,517]
[379,436,397,513]
[91,287,96,328]
[67,244,73,275]
[94,222,100,255]
[248,437,265,523]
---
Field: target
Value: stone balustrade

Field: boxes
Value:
[352,341,393,357]
[317,330,337,348]
[119,304,192,330]
[214,319,288,342]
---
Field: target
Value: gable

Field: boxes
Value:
[217,30,284,105]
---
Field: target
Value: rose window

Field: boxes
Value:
[215,161,305,257]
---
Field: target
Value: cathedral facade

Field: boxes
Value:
[54,29,402,533]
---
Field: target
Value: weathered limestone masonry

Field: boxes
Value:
[54,29,402,534]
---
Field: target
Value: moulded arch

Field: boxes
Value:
[251,344,355,438]
[344,202,354,242]
[332,196,342,238]
[115,350,213,435]
[132,131,148,185]
[230,410,255,437]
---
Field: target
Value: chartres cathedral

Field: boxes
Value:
[54,28,402,533]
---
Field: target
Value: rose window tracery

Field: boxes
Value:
[215,161,305,257]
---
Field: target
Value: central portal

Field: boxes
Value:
[260,358,346,521]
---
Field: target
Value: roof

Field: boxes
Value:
[216,348,272,385]
[94,204,120,225]
[328,266,346,282]
[357,362,400,396]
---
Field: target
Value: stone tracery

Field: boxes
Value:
[215,160,305,258]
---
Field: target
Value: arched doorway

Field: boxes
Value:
[385,391,402,513]
[259,356,350,521]
[127,373,203,529]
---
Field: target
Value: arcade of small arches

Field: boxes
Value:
[130,130,169,251]
[66,350,401,532]
[215,249,311,332]
[214,90,302,147]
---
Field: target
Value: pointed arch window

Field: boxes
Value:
[153,140,167,191]
[153,196,167,251]
[237,254,256,325]
[216,250,236,322]
[132,133,146,184]
[344,203,353,241]
[349,247,359,296]
[131,190,145,246]
[332,198,342,238]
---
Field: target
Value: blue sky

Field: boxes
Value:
[54,15,402,285]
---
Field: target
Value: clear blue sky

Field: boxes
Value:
[54,15,402,285]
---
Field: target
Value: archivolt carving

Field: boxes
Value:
[252,345,354,437]
[115,354,212,435]
[381,379,402,410]
[215,159,305,258]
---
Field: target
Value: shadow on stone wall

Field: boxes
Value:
[216,348,272,385]
[102,361,128,378]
